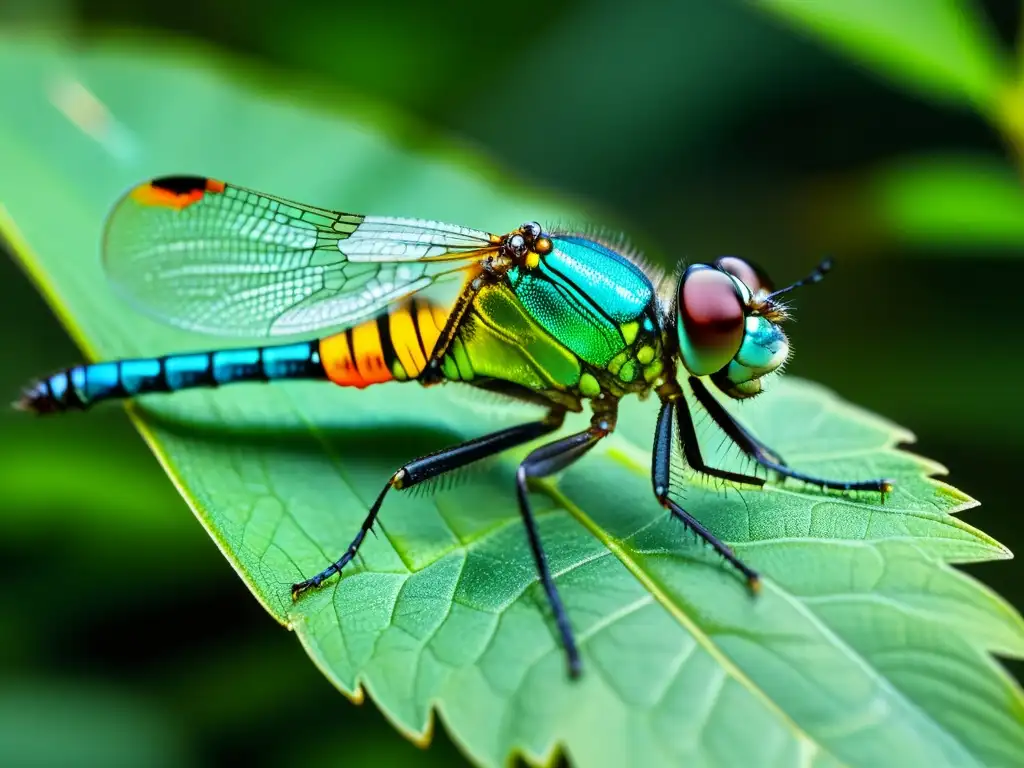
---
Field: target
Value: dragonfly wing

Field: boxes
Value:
[103,176,499,338]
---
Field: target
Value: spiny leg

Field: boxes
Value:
[673,390,766,487]
[689,376,787,464]
[291,410,566,600]
[515,412,615,678]
[653,398,761,591]
[688,376,893,500]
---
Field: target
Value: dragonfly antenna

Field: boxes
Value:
[766,258,832,301]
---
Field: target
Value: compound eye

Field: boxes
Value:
[677,266,745,376]
[521,221,542,240]
[714,256,773,294]
[508,233,527,257]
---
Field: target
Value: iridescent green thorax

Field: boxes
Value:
[507,237,653,367]
[443,282,581,387]
[443,235,664,406]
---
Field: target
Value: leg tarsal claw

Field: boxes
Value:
[567,654,583,679]
[291,568,339,601]
[289,413,566,613]
[747,574,762,595]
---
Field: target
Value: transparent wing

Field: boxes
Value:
[103,176,500,338]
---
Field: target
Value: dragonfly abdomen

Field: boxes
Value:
[19,300,452,413]
[18,341,326,413]
[319,300,449,388]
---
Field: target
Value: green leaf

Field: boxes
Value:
[759,0,1011,116]
[2,33,1022,768]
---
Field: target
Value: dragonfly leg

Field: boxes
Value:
[515,409,616,679]
[673,392,765,487]
[688,376,893,500]
[652,399,761,592]
[418,278,486,386]
[291,410,566,601]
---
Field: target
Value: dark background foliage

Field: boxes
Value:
[1,1,1021,765]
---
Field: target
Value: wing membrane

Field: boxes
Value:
[103,176,498,338]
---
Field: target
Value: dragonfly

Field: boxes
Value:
[17,175,893,678]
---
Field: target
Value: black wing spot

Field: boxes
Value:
[150,176,210,195]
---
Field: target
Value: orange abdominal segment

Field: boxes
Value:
[352,322,393,386]
[319,300,453,389]
[320,328,390,389]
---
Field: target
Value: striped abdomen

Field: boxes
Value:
[319,299,450,388]
[19,300,450,414]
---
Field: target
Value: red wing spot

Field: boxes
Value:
[205,178,226,194]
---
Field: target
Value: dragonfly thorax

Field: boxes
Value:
[435,228,666,409]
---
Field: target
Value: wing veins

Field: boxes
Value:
[103,177,497,338]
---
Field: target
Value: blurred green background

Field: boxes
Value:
[1,1,1023,765]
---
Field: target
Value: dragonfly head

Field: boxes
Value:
[676,256,831,400]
